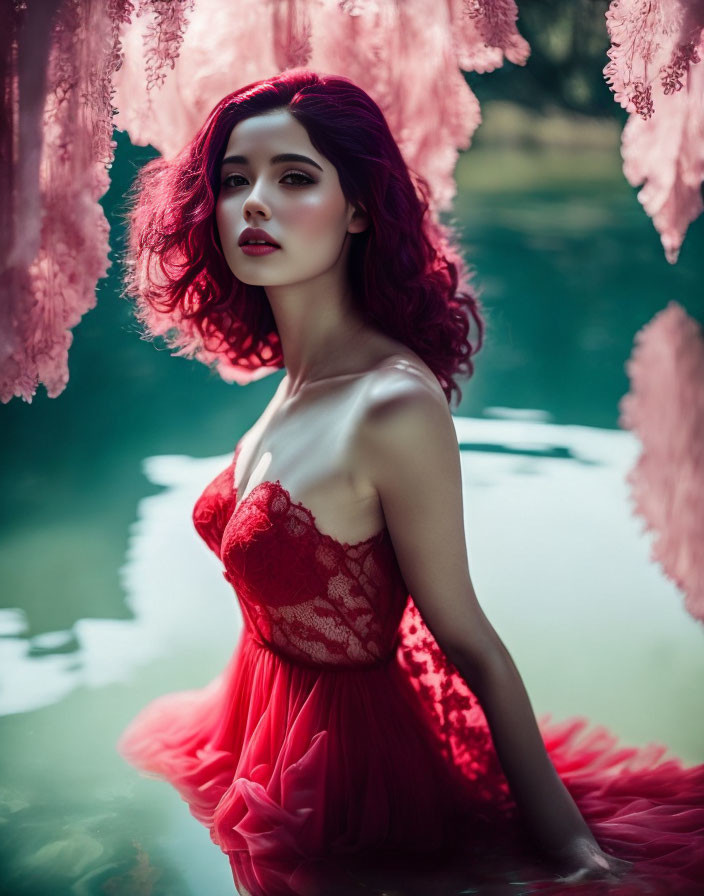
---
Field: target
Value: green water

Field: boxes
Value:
[1,127,703,895]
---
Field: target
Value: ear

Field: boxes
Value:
[347,202,370,235]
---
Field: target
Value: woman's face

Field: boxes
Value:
[215,108,367,287]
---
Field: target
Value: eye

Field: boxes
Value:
[280,170,314,186]
[221,173,246,188]
[220,170,315,189]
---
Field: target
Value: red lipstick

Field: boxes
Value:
[238,227,281,254]
[240,244,280,256]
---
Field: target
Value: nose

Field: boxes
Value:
[242,180,271,221]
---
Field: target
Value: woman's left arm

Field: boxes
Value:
[356,373,631,880]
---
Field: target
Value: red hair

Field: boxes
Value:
[123,69,485,407]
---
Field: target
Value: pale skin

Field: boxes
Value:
[215,108,632,884]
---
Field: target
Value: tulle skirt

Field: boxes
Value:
[118,628,704,895]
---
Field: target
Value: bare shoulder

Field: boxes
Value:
[365,355,447,409]
[355,356,457,479]
[353,356,485,665]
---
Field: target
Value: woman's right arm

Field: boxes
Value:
[357,373,631,879]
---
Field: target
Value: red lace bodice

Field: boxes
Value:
[192,439,512,812]
[193,442,409,668]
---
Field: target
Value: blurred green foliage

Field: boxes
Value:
[467,0,624,119]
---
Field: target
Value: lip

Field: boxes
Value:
[238,227,281,248]
[240,244,280,256]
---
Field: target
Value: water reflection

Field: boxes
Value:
[1,453,239,717]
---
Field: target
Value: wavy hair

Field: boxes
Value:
[123,69,485,406]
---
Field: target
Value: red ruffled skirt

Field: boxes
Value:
[119,626,704,895]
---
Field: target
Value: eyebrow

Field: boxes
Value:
[220,152,324,172]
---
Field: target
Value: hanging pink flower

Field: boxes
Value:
[0,0,194,404]
[113,0,529,213]
[1,0,529,402]
[604,0,704,263]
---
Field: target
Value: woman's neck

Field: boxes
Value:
[265,283,371,393]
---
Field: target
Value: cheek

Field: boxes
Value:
[279,191,348,240]
[215,199,238,246]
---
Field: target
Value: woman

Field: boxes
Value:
[118,70,703,896]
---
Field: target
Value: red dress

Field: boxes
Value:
[118,439,704,895]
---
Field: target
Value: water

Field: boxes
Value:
[2,128,703,895]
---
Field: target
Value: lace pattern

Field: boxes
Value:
[191,448,512,819]
[191,458,236,555]
[220,480,407,667]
